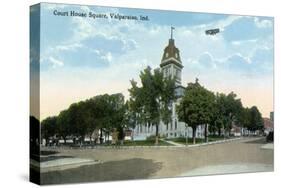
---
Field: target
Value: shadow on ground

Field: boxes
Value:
[41,158,162,185]
[41,150,59,156]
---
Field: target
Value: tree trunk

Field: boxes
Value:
[192,126,197,144]
[100,128,103,144]
[107,132,110,144]
[83,136,86,145]
[155,124,159,145]
[45,138,49,146]
[185,124,188,146]
[204,124,208,143]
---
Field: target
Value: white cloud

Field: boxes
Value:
[42,3,67,10]
[101,52,113,63]
[55,43,83,51]
[254,17,273,28]
[49,57,64,68]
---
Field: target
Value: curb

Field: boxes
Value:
[41,137,243,150]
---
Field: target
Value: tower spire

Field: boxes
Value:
[171,26,175,39]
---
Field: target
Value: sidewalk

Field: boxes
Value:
[160,137,242,148]
[261,143,274,150]
[31,158,100,172]
[160,139,186,147]
[179,163,273,177]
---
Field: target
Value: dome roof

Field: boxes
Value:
[160,38,183,68]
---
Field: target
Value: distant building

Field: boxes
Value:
[263,117,274,135]
[231,124,242,137]
[270,111,274,122]
[133,28,205,140]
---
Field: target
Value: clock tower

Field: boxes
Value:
[160,27,183,86]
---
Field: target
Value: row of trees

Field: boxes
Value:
[41,93,128,145]
[41,66,264,146]
[177,79,263,144]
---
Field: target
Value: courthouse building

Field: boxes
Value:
[133,31,205,140]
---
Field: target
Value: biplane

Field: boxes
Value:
[205,28,220,35]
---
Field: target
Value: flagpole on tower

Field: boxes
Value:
[171,26,175,39]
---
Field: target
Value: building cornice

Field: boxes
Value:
[160,57,184,69]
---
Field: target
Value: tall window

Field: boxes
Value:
[175,120,177,130]
[165,68,169,76]
[176,69,180,80]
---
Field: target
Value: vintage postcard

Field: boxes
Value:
[30,3,274,185]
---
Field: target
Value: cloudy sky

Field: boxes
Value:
[32,3,274,119]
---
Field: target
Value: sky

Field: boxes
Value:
[30,3,274,120]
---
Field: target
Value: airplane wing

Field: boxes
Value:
[205,28,220,35]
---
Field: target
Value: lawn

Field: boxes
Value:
[165,136,226,145]
[123,139,173,146]
[95,139,173,146]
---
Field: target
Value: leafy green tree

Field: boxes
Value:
[213,92,243,137]
[177,79,215,144]
[41,116,57,146]
[160,74,176,135]
[91,94,110,143]
[209,94,224,136]
[89,93,125,144]
[57,110,71,144]
[128,66,176,145]
[225,92,243,134]
[83,98,97,144]
[250,106,264,131]
[243,106,264,133]
[117,125,125,144]
[66,102,89,145]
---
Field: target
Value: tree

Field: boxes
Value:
[64,102,89,145]
[107,93,126,143]
[213,92,243,137]
[177,79,215,144]
[209,94,224,136]
[128,66,176,145]
[57,110,71,144]
[41,116,57,146]
[243,106,264,134]
[83,98,97,144]
[117,125,125,144]
[83,95,123,144]
[160,73,176,136]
